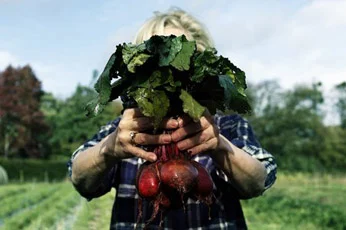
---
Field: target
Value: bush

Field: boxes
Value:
[0,158,68,182]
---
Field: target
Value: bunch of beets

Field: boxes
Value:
[135,131,214,228]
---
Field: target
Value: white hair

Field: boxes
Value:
[134,7,214,51]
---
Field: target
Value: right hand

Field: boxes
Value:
[105,108,179,162]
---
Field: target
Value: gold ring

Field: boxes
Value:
[130,131,137,145]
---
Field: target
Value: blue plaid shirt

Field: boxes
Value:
[68,114,277,230]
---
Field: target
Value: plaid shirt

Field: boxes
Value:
[68,114,277,230]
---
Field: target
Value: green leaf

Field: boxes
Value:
[165,81,182,92]
[191,48,219,82]
[138,68,178,92]
[218,75,237,106]
[145,35,183,67]
[122,43,150,73]
[94,54,115,104]
[170,38,196,71]
[218,56,247,96]
[179,89,205,121]
[130,88,170,128]
[122,43,146,65]
[127,53,151,73]
[85,98,105,117]
[234,70,247,96]
[109,77,133,100]
[218,75,251,113]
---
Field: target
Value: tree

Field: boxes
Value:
[246,80,282,117]
[335,82,346,129]
[0,65,49,158]
[248,82,328,171]
[41,84,122,158]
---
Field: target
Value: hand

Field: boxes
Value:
[106,108,179,162]
[170,110,221,156]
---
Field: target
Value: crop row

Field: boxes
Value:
[1,183,74,230]
[0,182,115,230]
[0,185,29,200]
[24,190,82,230]
[0,183,61,219]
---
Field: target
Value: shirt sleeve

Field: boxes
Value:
[67,118,121,200]
[214,114,277,190]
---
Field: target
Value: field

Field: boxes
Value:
[0,173,345,230]
[242,173,346,230]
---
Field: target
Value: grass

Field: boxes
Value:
[0,172,345,230]
[241,172,346,230]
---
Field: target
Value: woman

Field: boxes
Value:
[69,8,277,230]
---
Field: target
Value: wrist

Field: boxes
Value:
[101,131,119,157]
[211,135,232,156]
[95,131,119,168]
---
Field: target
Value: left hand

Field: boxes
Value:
[170,110,221,156]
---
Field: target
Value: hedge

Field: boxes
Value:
[0,158,69,182]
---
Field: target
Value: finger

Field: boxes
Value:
[176,124,219,150]
[130,117,154,131]
[177,115,192,128]
[126,145,157,162]
[172,114,214,142]
[126,117,179,131]
[188,137,219,156]
[118,115,154,132]
[171,115,215,142]
[132,133,172,145]
[160,117,179,130]
[170,122,203,143]
[176,129,213,150]
[122,111,179,130]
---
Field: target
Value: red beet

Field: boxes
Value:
[160,159,198,193]
[190,161,214,207]
[191,161,213,196]
[136,163,160,199]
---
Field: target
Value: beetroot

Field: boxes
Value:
[190,161,214,206]
[135,137,215,228]
[160,159,198,193]
[136,163,160,199]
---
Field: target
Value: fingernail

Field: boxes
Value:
[164,135,172,143]
[171,120,179,128]
[150,154,157,162]
[175,120,179,126]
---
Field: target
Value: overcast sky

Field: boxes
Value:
[1,0,345,100]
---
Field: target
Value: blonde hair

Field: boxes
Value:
[134,8,214,51]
